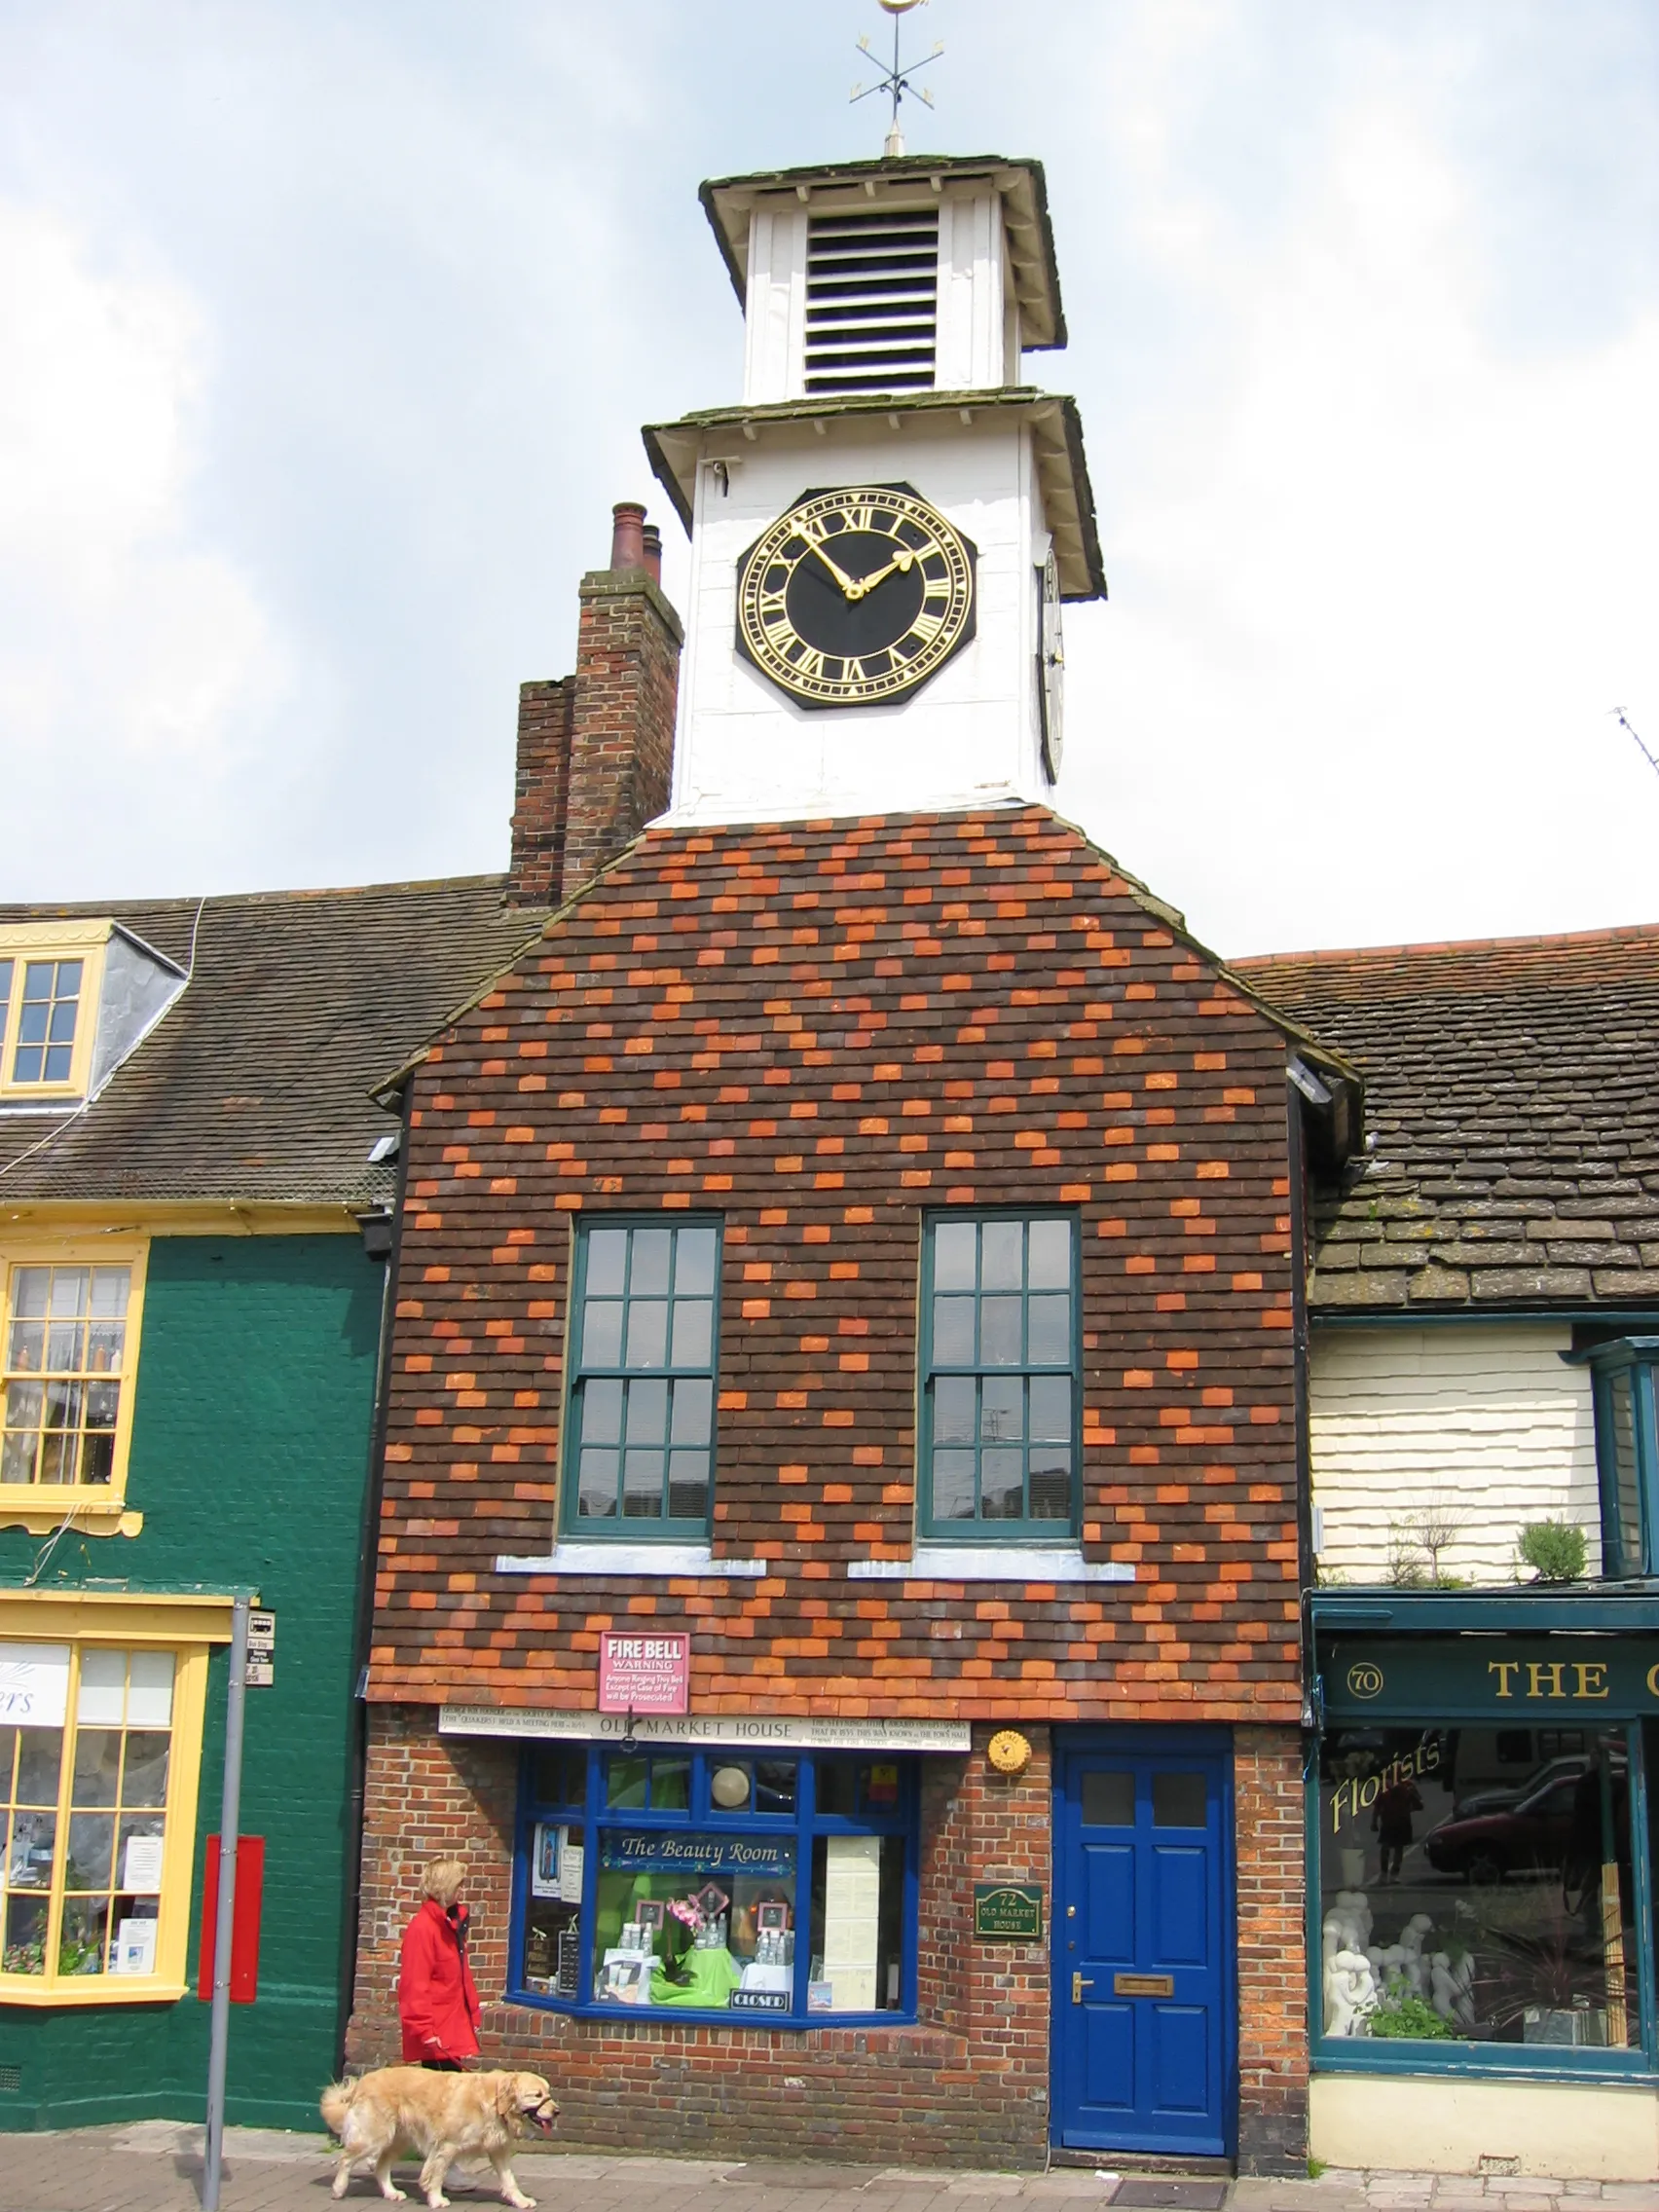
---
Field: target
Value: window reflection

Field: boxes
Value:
[1318,1725,1636,2047]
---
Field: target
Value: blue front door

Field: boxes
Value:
[1051,1733,1234,2157]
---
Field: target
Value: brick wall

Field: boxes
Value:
[349,1708,1054,2166]
[371,805,1302,1724]
[508,679,575,908]
[1234,1725,1309,2175]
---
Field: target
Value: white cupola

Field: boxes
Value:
[645,155,1104,830]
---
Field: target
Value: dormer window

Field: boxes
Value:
[10,959,84,1086]
[0,931,105,1099]
[804,208,939,395]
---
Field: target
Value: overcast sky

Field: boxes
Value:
[3,0,1656,955]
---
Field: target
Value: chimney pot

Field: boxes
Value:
[641,524,663,588]
[609,500,647,573]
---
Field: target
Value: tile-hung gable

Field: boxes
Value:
[372,808,1307,1710]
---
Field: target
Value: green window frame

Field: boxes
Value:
[1573,1338,1659,1578]
[919,1210,1081,1540]
[561,1217,722,1540]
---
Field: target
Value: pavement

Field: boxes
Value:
[0,2126,1656,2212]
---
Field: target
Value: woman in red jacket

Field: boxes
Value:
[398,1858,482,2069]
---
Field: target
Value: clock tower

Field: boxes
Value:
[645,154,1105,827]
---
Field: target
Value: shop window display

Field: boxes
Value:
[1316,1725,1639,2051]
[514,1748,914,2021]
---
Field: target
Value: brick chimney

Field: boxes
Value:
[507,501,683,906]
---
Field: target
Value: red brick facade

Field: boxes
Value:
[348,1711,1307,2168]
[359,801,1312,2170]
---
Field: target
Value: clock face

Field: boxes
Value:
[735,483,977,710]
[1037,545,1064,782]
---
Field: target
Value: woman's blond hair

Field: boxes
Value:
[421,1857,467,1908]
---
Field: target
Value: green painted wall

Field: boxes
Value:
[0,1234,383,2131]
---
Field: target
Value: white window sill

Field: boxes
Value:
[495,1543,767,1579]
[847,1545,1135,1583]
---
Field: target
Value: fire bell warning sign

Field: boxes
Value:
[599,1632,690,1715]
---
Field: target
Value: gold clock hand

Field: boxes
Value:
[802,535,860,597]
[843,547,915,602]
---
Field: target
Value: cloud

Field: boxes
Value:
[0,200,283,884]
[1054,38,1659,952]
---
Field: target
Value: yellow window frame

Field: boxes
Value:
[0,921,110,1103]
[0,1238,149,1537]
[0,1595,234,2006]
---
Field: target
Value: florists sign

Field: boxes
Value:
[599,1632,689,1715]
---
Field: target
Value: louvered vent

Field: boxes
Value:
[803,208,939,395]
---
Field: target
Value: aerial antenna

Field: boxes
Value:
[1612,707,1659,782]
[851,0,942,160]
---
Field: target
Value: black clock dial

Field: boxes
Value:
[735,483,976,710]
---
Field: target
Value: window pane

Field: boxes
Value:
[1607,1372,1642,1574]
[625,1380,669,1445]
[669,1379,712,1448]
[592,1829,798,2011]
[576,1449,619,1517]
[1028,1293,1071,1366]
[1152,1772,1207,1828]
[531,1746,585,1808]
[980,1450,1024,1519]
[4,1887,48,1973]
[607,1756,649,1809]
[8,1808,56,1890]
[621,1450,665,1516]
[585,1231,628,1297]
[1030,1375,1072,1443]
[933,1376,975,1446]
[120,1733,169,1809]
[1028,1450,1072,1521]
[933,1220,977,1292]
[979,1296,1021,1366]
[675,1227,719,1297]
[1317,1726,1636,2048]
[649,1757,691,1811]
[980,1221,1023,1291]
[65,1811,115,1890]
[630,1230,672,1296]
[580,1300,624,1367]
[58,1894,109,1977]
[16,1730,62,1806]
[77,1648,126,1726]
[670,1299,713,1370]
[1027,1218,1073,1290]
[979,1376,1023,1444]
[126,1652,173,1729]
[1082,1770,1135,1826]
[808,1831,904,2012]
[931,1450,976,1520]
[756,1760,797,1815]
[666,1452,710,1522]
[624,1301,668,1369]
[932,1294,974,1365]
[72,1729,122,1808]
[581,1377,624,1445]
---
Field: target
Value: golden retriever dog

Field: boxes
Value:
[320,2067,558,2210]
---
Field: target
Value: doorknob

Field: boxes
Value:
[1072,1972,1094,2004]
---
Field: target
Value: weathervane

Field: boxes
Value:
[851,0,943,161]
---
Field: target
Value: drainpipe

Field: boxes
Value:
[1285,1078,1318,1733]
[337,1081,414,2065]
